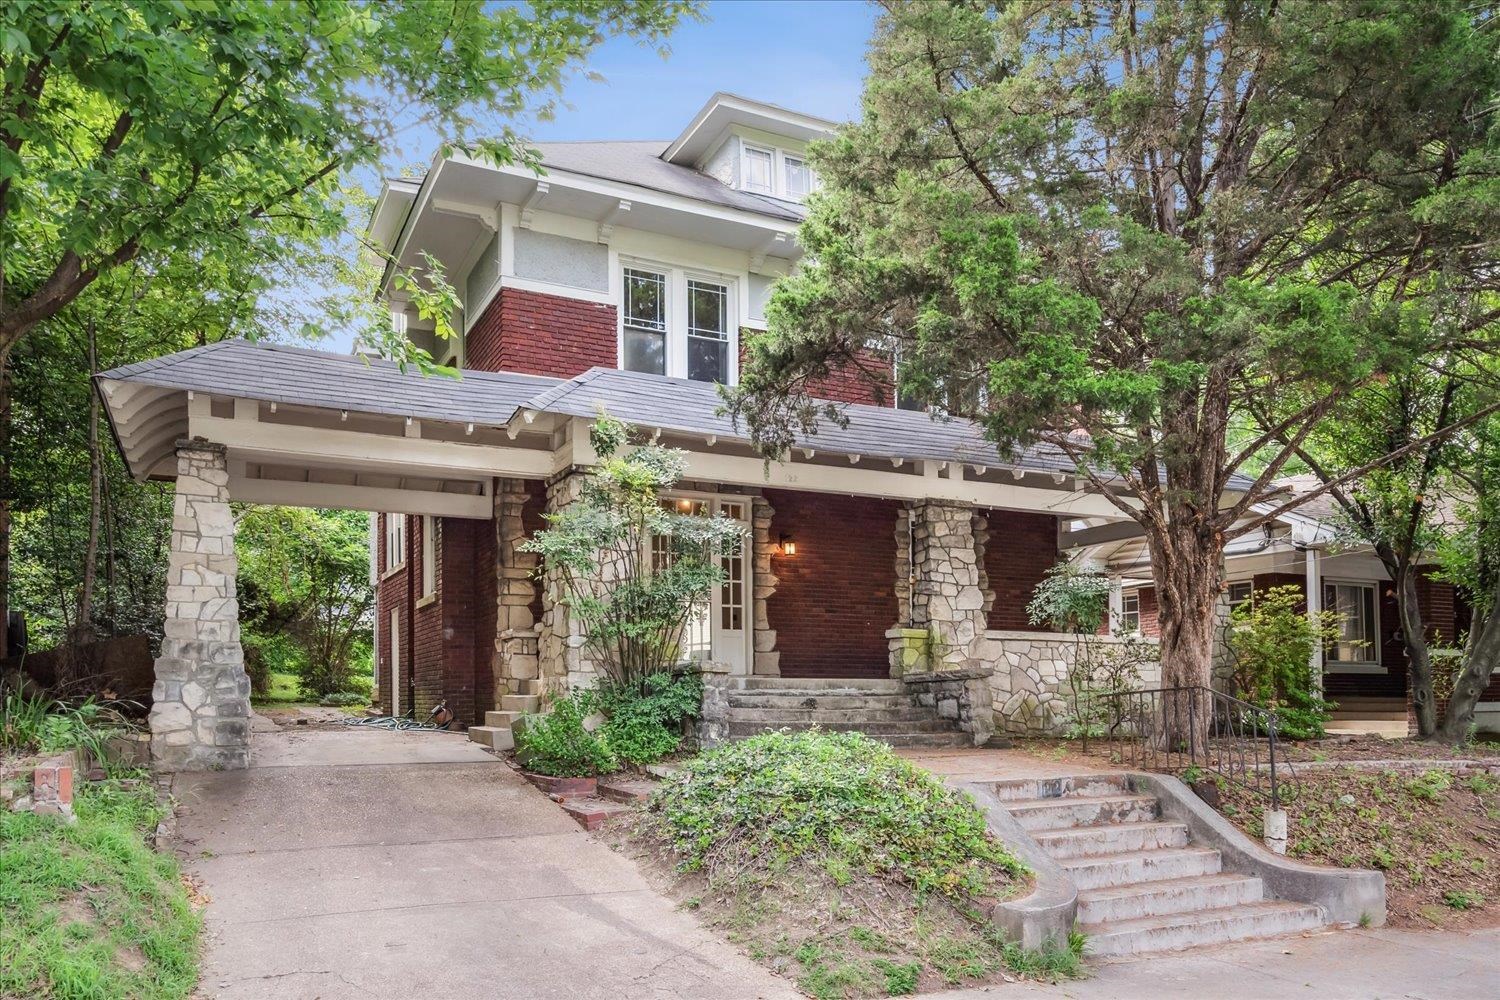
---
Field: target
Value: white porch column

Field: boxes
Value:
[1305,547,1324,695]
[149,438,250,771]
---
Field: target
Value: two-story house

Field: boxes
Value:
[98,94,1173,767]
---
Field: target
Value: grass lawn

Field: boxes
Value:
[250,670,305,705]
[0,778,201,999]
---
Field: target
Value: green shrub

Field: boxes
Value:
[1224,585,1339,739]
[318,691,369,708]
[514,691,618,777]
[597,671,703,767]
[648,729,1026,902]
[1442,889,1483,910]
[1,691,132,770]
[1405,769,1453,802]
[875,959,921,995]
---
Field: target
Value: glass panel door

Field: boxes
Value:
[712,499,749,673]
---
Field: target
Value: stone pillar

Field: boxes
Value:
[751,497,780,676]
[537,468,615,693]
[149,439,250,771]
[908,501,988,670]
[493,479,541,699]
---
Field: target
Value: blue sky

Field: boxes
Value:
[382,1,874,170]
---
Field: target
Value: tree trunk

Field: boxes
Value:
[0,350,11,662]
[1435,581,1498,744]
[1149,519,1221,752]
[77,319,102,633]
[1395,566,1439,738]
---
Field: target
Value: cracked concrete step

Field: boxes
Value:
[466,725,513,751]
[726,694,919,710]
[1032,820,1190,859]
[1076,873,1265,924]
[1004,793,1160,831]
[1080,900,1325,957]
[725,706,937,724]
[985,775,1132,802]
[558,795,633,832]
[724,719,961,738]
[1058,846,1222,891]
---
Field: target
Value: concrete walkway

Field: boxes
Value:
[170,725,796,1000]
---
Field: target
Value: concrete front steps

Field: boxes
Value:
[992,775,1325,957]
[467,690,544,752]
[724,677,971,748]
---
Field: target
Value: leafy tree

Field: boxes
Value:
[0,0,699,657]
[237,506,374,699]
[522,412,747,692]
[727,2,1500,725]
[1223,586,1340,741]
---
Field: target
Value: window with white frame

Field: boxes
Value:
[1120,590,1141,632]
[784,155,812,200]
[383,514,406,573]
[622,267,668,376]
[742,145,774,194]
[619,263,736,384]
[420,515,436,598]
[1324,582,1378,663]
[1226,581,1254,610]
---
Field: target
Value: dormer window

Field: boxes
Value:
[743,145,774,194]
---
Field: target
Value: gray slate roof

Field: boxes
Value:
[534,141,806,223]
[507,367,1080,475]
[96,339,559,426]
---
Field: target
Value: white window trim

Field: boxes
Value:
[418,514,437,605]
[617,258,738,385]
[1119,589,1142,634]
[741,143,775,195]
[381,513,407,579]
[1323,579,1384,673]
[1225,579,1255,608]
[736,137,819,202]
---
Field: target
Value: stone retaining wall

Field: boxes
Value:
[984,630,1161,736]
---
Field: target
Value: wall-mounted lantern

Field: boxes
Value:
[779,533,797,556]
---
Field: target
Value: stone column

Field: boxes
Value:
[149,438,250,771]
[751,497,780,676]
[908,500,989,670]
[493,479,540,700]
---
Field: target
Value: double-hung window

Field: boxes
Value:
[1324,582,1378,665]
[784,155,812,200]
[743,145,774,194]
[1226,581,1254,611]
[1120,590,1141,633]
[620,264,735,385]
[383,514,406,573]
[622,268,668,376]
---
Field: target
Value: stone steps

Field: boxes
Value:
[1005,794,1159,831]
[1032,821,1189,860]
[1080,901,1325,957]
[1076,873,1265,924]
[557,795,633,832]
[726,693,921,711]
[724,718,960,738]
[467,725,513,752]
[733,677,901,692]
[484,710,525,729]
[725,706,939,724]
[999,774,1329,956]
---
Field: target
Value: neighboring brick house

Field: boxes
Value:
[1082,478,1492,735]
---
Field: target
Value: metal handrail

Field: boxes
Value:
[1090,685,1295,810]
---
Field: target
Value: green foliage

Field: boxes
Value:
[0,779,200,999]
[318,691,369,709]
[725,0,1500,695]
[514,691,617,778]
[648,729,1026,903]
[238,507,374,699]
[874,959,920,996]
[1405,770,1454,803]
[1026,563,1110,634]
[0,0,698,355]
[1224,586,1340,740]
[522,412,747,690]
[1442,889,1484,911]
[1,691,133,771]
[596,671,702,767]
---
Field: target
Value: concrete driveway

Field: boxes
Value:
[169,724,796,1000]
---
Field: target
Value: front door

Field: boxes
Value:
[712,498,750,674]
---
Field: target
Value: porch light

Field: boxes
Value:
[677,498,694,512]
[780,533,797,556]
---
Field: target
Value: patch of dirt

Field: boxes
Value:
[1215,767,1500,928]
[603,815,1063,998]
[56,892,100,929]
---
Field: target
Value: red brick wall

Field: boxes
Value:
[374,513,412,716]
[983,510,1060,630]
[466,287,616,377]
[807,349,894,406]
[1125,586,1161,637]
[765,490,899,678]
